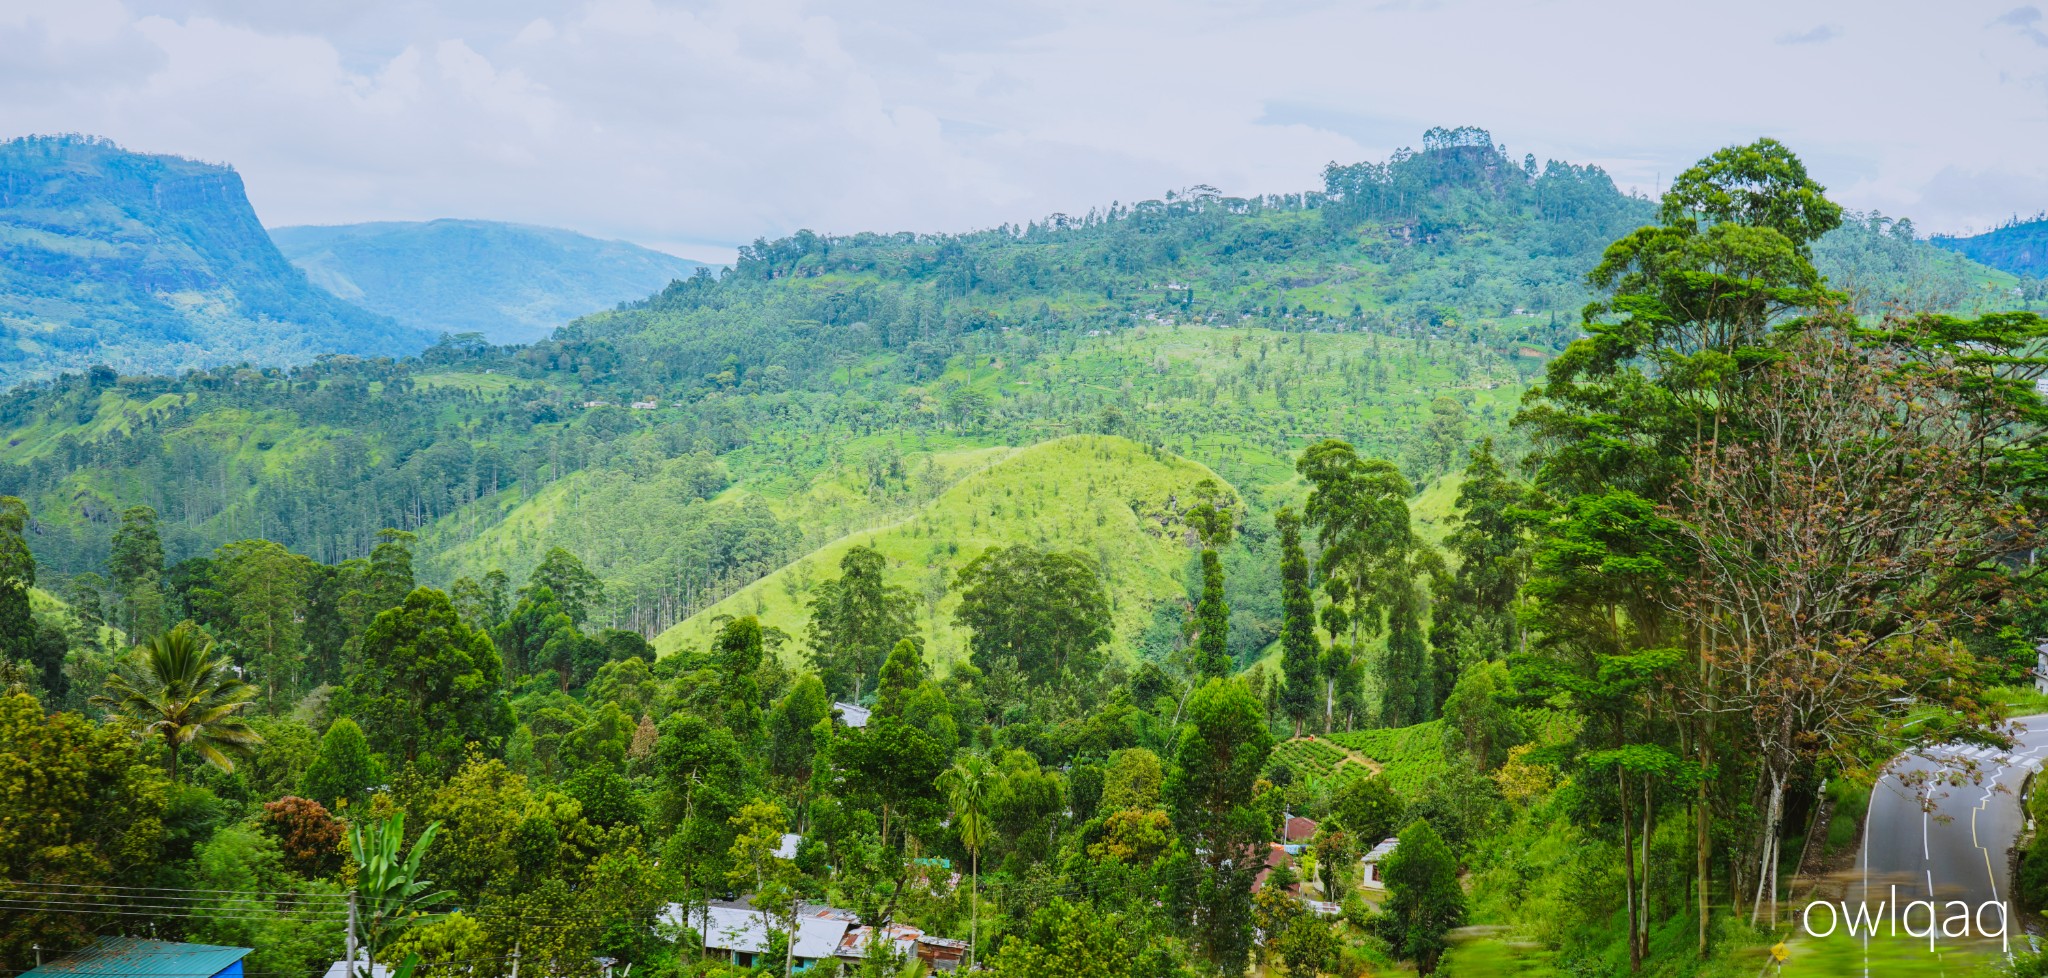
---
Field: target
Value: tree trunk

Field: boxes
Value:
[969,851,979,971]
[1639,779,1654,962]
[1619,766,1641,973]
[1697,776,1711,959]
[1749,768,1785,928]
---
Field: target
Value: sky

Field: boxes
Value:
[3,0,2045,263]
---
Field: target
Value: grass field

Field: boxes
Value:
[651,434,1232,671]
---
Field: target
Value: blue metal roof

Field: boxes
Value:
[21,937,252,978]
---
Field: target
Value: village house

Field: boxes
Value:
[1281,814,1319,853]
[1359,837,1400,891]
[834,701,871,728]
[659,902,850,971]
[21,938,251,978]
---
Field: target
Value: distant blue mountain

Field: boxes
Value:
[0,135,427,386]
[270,220,708,345]
[1933,216,2048,279]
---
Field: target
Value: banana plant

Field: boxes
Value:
[351,812,452,974]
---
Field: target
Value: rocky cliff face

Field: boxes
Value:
[0,135,428,385]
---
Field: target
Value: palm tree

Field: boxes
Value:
[936,753,1009,970]
[94,623,262,783]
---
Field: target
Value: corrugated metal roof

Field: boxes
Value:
[22,937,251,978]
[658,903,850,959]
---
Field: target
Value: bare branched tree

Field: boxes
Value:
[1665,321,2038,926]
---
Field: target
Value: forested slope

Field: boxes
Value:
[271,219,708,345]
[0,136,427,384]
[0,127,2027,649]
[1934,214,2048,281]
[9,131,2048,978]
[650,436,1227,670]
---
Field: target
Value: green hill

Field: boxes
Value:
[0,135,426,385]
[271,219,708,345]
[1933,215,2048,281]
[2,126,2018,650]
[648,435,1228,670]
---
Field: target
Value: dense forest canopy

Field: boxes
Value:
[0,129,2029,640]
[6,132,2048,978]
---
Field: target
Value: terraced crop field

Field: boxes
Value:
[1328,721,1451,800]
[1270,736,1373,789]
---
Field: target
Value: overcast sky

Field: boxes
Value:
[4,0,2045,262]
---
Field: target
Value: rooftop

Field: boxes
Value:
[22,937,251,978]
[660,903,850,960]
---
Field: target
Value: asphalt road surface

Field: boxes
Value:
[1856,714,2048,928]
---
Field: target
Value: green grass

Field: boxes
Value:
[408,370,533,395]
[651,435,1233,671]
[1777,931,2005,976]
[1995,684,2048,717]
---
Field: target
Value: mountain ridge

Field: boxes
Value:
[0,134,427,384]
[270,218,709,345]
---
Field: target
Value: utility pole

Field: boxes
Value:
[509,945,520,978]
[345,893,359,978]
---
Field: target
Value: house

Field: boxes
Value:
[2035,640,2048,695]
[834,701,871,728]
[835,923,924,966]
[321,958,391,978]
[774,832,803,860]
[1282,815,1319,845]
[658,902,850,971]
[1251,842,1298,894]
[22,938,251,978]
[835,923,966,970]
[915,934,969,971]
[1360,837,1400,891]
[630,399,658,410]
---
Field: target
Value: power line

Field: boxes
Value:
[0,893,347,916]
[0,881,348,902]
[0,899,347,923]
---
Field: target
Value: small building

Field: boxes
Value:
[915,934,969,971]
[23,938,251,978]
[659,903,849,971]
[834,701,871,728]
[2035,641,2048,695]
[836,923,922,965]
[630,399,658,410]
[321,957,391,978]
[1251,842,1297,894]
[774,832,803,860]
[1360,837,1400,891]
[1283,815,1319,845]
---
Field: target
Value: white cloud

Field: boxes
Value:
[2,0,2044,260]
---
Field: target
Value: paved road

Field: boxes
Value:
[1858,715,2048,915]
